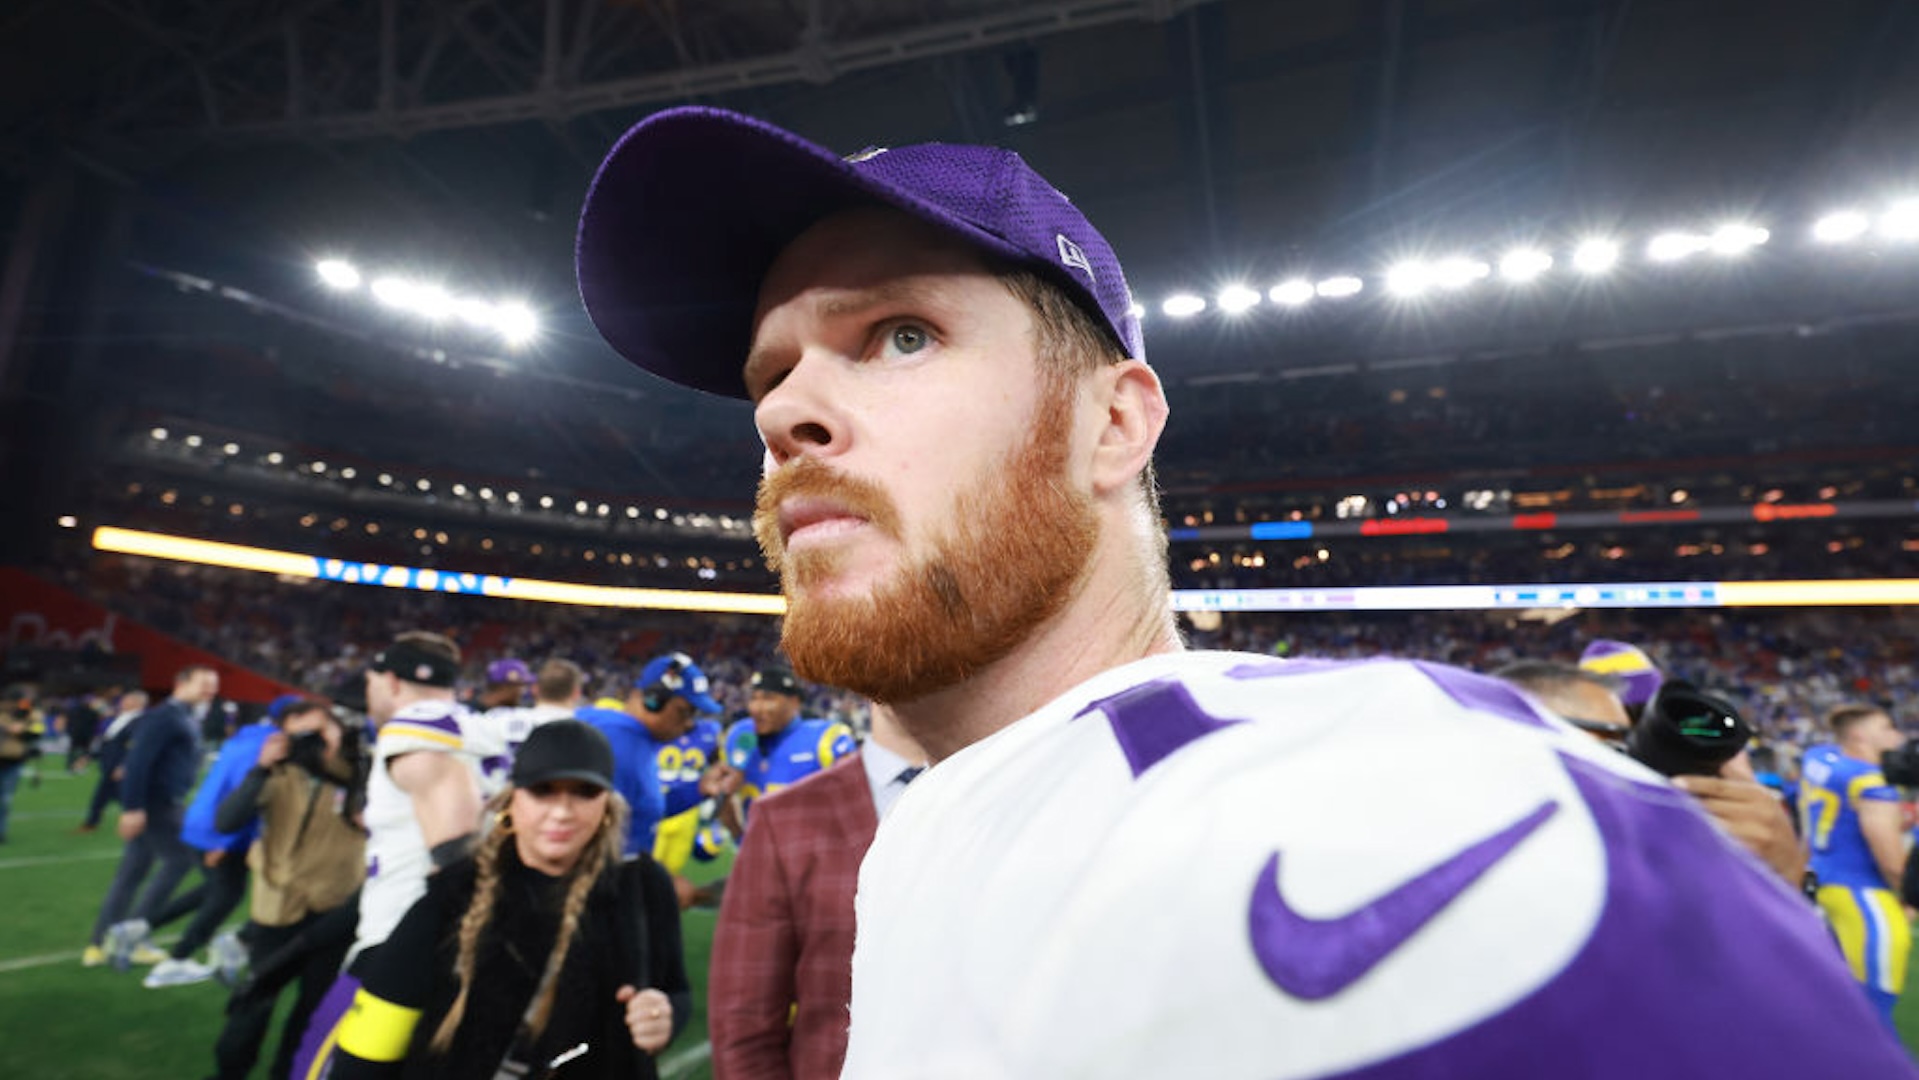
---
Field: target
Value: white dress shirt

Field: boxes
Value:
[859,737,922,821]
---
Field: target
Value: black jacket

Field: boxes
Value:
[336,844,691,1080]
[119,700,201,814]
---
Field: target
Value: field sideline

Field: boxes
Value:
[3,769,1917,1076]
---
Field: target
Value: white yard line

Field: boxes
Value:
[0,850,122,871]
[0,935,184,974]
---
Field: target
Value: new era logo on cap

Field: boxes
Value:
[1057,234,1095,283]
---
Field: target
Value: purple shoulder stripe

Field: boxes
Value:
[1410,661,1554,730]
[1326,752,1915,1078]
[1074,678,1243,780]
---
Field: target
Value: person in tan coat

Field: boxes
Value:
[207,700,366,1080]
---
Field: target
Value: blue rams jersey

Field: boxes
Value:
[658,718,722,818]
[1803,744,1901,890]
[723,716,857,819]
[578,705,666,859]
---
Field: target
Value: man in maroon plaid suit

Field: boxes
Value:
[710,708,925,1080]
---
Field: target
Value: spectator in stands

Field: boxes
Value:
[475,658,534,717]
[328,721,689,1079]
[80,688,148,832]
[207,699,366,1080]
[710,705,925,1080]
[1495,660,1805,888]
[85,664,221,967]
[0,685,47,844]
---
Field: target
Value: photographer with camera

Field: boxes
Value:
[1495,661,1804,889]
[1802,704,1911,1027]
[205,698,367,1080]
[1,685,48,844]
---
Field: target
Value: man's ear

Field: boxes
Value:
[1088,360,1168,497]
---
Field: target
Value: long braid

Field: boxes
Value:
[430,790,513,1052]
[525,794,630,1038]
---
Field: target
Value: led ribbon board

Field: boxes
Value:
[91,527,787,616]
[95,526,1918,614]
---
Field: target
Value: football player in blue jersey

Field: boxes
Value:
[1801,703,1912,1026]
[580,653,722,862]
[653,713,723,874]
[712,666,856,832]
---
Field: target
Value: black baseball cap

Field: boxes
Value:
[749,666,804,698]
[510,720,615,791]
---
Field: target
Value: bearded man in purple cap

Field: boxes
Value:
[577,110,1911,1078]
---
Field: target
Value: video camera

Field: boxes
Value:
[1880,740,1919,788]
[1625,680,1753,778]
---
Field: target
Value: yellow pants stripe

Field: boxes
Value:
[1818,884,1911,995]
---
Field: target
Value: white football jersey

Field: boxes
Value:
[842,652,1909,1079]
[354,699,491,958]
[469,702,577,769]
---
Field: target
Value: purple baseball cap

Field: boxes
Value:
[576,106,1145,400]
[485,658,534,686]
[1578,640,1665,708]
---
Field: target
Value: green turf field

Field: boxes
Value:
[6,769,1919,1076]
[0,771,722,1080]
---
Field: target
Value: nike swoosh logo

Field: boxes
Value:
[1250,798,1561,1000]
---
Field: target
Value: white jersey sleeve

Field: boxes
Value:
[354,701,490,959]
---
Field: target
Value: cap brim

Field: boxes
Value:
[576,107,1033,401]
[684,691,724,716]
[516,769,612,792]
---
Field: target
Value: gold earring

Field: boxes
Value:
[496,811,514,835]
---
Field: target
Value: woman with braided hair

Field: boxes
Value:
[330,720,690,1079]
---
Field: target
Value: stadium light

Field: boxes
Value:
[1127,302,1146,320]
[506,491,521,504]
[58,515,77,528]
[416,479,431,491]
[266,451,284,465]
[1499,248,1553,283]
[370,276,415,308]
[340,467,357,479]
[495,302,539,346]
[1881,199,1919,241]
[1811,210,1870,244]
[1163,294,1207,318]
[316,259,362,290]
[309,461,326,473]
[540,495,555,509]
[1707,223,1768,256]
[377,473,393,486]
[1269,279,1315,307]
[409,284,455,321]
[452,483,468,496]
[150,427,168,440]
[222,442,239,455]
[456,298,498,328]
[185,434,203,448]
[574,500,589,514]
[1646,231,1708,263]
[1432,256,1491,289]
[1571,239,1619,274]
[1385,261,1434,298]
[1217,284,1261,314]
[1315,275,1364,299]
[479,487,494,500]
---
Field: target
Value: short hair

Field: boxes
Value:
[394,630,461,666]
[535,659,585,704]
[175,664,216,684]
[1493,660,1621,699]
[1827,703,1890,739]
[995,265,1165,565]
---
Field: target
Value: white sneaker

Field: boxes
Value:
[143,957,214,988]
[209,930,248,986]
[104,918,151,971]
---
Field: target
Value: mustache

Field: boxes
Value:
[752,457,902,569]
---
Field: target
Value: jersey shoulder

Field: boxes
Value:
[377,702,478,759]
[795,717,857,767]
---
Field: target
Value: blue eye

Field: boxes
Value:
[885,324,929,356]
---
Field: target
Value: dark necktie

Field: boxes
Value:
[895,766,923,785]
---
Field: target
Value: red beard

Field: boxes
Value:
[754,401,1097,704]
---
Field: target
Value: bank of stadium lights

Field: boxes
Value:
[1571,238,1620,274]
[1812,211,1870,244]
[1163,293,1207,318]
[1269,279,1314,307]
[315,258,539,348]
[1217,284,1261,314]
[1498,248,1553,283]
